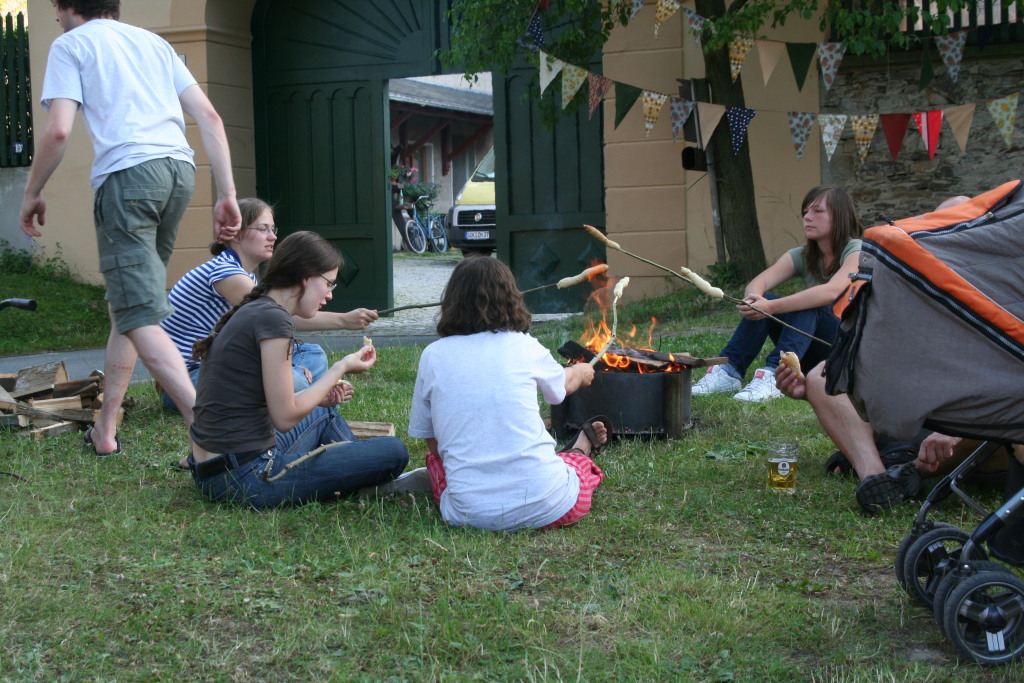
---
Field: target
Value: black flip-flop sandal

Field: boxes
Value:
[855,462,922,514]
[83,426,123,458]
[560,415,613,456]
[824,451,854,476]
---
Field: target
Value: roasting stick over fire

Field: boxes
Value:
[582,224,832,347]
[589,277,629,366]
[377,264,609,315]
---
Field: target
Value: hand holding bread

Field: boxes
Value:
[779,351,803,379]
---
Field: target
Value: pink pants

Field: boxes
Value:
[424,450,605,529]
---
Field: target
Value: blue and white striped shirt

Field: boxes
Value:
[161,248,256,370]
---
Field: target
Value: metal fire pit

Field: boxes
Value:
[551,369,692,440]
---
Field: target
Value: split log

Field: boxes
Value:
[52,377,102,399]
[13,361,69,399]
[349,421,396,439]
[17,421,78,440]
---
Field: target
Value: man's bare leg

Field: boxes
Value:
[88,327,138,455]
[125,324,195,426]
[803,365,885,481]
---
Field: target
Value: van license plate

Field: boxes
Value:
[465,231,489,240]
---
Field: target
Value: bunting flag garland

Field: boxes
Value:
[944,103,976,153]
[641,90,670,136]
[880,113,912,162]
[912,110,943,159]
[654,0,681,38]
[670,97,696,142]
[728,36,755,82]
[538,51,563,95]
[788,111,816,160]
[726,106,756,155]
[817,42,847,90]
[986,93,1019,148]
[851,114,879,163]
[697,102,726,150]
[756,40,786,86]
[629,0,644,21]
[818,113,847,161]
[587,72,614,119]
[614,82,643,129]
[786,43,817,91]
[560,64,587,109]
[934,31,968,82]
[526,11,545,49]
[681,7,705,47]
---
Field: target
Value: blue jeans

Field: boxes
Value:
[189,407,408,509]
[162,342,330,411]
[719,294,839,379]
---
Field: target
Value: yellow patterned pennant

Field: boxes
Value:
[642,90,669,137]
[729,36,755,83]
[560,64,588,110]
[851,114,879,163]
[655,0,681,38]
[986,93,1018,149]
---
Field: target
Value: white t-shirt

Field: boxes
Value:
[409,331,579,531]
[40,19,197,189]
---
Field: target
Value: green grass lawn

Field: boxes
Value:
[1,271,1019,680]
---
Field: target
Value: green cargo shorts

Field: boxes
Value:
[93,157,195,334]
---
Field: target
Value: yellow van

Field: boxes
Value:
[447,148,496,255]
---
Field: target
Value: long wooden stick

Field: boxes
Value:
[583,225,832,347]
[261,440,351,483]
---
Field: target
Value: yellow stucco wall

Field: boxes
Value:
[602,2,823,300]
[25,0,256,286]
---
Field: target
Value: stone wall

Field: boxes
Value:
[822,45,1024,224]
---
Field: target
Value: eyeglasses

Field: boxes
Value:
[249,224,278,235]
[320,274,337,291]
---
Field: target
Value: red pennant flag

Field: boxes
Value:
[912,109,943,159]
[880,113,911,162]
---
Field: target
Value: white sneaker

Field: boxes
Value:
[358,467,433,497]
[691,364,741,395]
[733,368,784,402]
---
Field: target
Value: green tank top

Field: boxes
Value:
[787,239,862,288]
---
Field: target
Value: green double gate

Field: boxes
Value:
[252,0,605,313]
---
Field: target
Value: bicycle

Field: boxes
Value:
[404,195,449,254]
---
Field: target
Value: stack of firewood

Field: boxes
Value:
[0,361,118,440]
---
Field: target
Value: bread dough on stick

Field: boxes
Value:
[613,276,630,299]
[679,266,724,299]
[557,263,609,289]
[584,224,621,251]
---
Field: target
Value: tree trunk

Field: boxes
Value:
[694,0,767,281]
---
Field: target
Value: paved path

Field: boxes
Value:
[0,253,573,382]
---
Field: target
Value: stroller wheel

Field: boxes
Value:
[933,561,1017,636]
[942,569,1024,666]
[895,522,956,590]
[902,526,984,610]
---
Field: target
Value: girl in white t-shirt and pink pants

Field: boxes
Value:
[409,256,610,532]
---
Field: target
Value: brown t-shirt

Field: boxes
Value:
[190,296,294,454]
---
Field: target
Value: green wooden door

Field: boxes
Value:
[252,0,447,312]
[495,67,606,313]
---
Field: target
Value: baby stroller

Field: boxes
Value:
[826,180,1024,665]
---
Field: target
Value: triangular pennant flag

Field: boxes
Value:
[912,109,943,159]
[538,52,564,95]
[986,93,1019,148]
[919,40,935,90]
[817,113,847,162]
[587,72,614,119]
[629,0,644,20]
[728,36,755,82]
[850,114,879,163]
[786,43,817,91]
[681,7,705,47]
[654,0,681,38]
[726,106,756,155]
[787,111,816,160]
[933,31,968,82]
[879,113,911,162]
[560,64,587,109]
[816,42,846,91]
[614,82,643,129]
[944,103,975,154]
[526,11,545,49]
[670,97,696,142]
[696,102,726,150]
[641,90,669,137]
[756,40,786,86]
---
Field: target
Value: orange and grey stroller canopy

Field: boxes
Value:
[827,180,1024,443]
